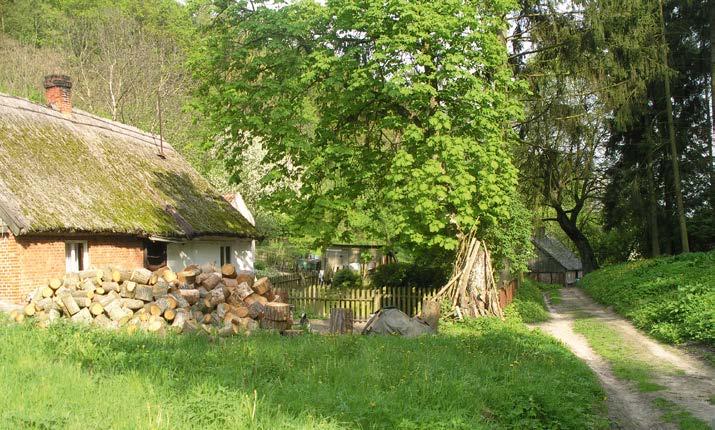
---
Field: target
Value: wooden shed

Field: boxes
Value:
[527,234,583,286]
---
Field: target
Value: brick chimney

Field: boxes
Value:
[43,74,73,115]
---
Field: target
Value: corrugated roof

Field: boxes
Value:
[532,235,582,271]
[0,93,257,239]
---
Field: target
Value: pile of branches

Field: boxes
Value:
[434,229,503,318]
[12,263,292,336]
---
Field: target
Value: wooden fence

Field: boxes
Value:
[270,273,518,321]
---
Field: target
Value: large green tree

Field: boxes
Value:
[192,0,531,312]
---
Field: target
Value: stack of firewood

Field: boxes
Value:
[11,263,292,336]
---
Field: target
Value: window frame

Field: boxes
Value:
[65,240,89,272]
[220,245,232,266]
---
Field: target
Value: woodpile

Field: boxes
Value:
[15,264,292,336]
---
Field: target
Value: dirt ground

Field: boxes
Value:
[533,288,715,429]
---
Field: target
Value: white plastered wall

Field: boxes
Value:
[167,238,254,272]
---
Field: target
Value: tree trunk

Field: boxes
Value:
[555,208,599,273]
[659,0,689,253]
[420,299,440,331]
[645,135,661,257]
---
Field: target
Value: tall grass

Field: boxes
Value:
[581,251,715,345]
[504,279,561,323]
[0,317,607,429]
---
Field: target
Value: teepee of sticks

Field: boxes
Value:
[434,229,503,318]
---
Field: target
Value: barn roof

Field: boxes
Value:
[0,93,257,239]
[532,235,582,271]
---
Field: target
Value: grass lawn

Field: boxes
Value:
[0,316,607,429]
[580,251,714,345]
[504,279,561,323]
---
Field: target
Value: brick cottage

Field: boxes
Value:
[0,75,258,303]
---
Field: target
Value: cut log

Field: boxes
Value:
[205,287,226,308]
[71,290,93,300]
[152,284,169,299]
[162,269,177,283]
[120,281,136,298]
[23,303,36,316]
[223,277,239,289]
[195,272,209,286]
[328,308,353,334]
[95,293,118,308]
[48,278,63,290]
[105,301,131,324]
[35,297,57,312]
[218,323,239,337]
[89,302,104,316]
[93,313,112,329]
[248,301,265,320]
[81,278,96,292]
[71,307,92,324]
[134,284,154,302]
[164,308,176,321]
[202,313,213,324]
[201,273,222,290]
[74,297,92,308]
[101,282,119,293]
[178,289,199,305]
[121,298,144,311]
[169,293,189,309]
[259,319,291,331]
[47,308,60,323]
[235,306,249,318]
[215,303,229,320]
[236,272,254,287]
[95,286,105,295]
[78,269,99,280]
[165,295,178,309]
[198,287,209,298]
[63,273,80,288]
[147,316,165,332]
[263,302,291,322]
[199,262,216,275]
[244,293,268,306]
[59,292,80,316]
[177,269,199,285]
[41,286,54,298]
[221,263,236,278]
[151,297,171,316]
[119,268,152,284]
[252,277,272,296]
[235,282,254,300]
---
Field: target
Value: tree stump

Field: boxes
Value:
[264,302,291,321]
[421,299,440,332]
[329,308,353,334]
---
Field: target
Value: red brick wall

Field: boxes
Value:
[0,232,144,303]
[0,230,20,302]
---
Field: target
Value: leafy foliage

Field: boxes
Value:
[331,268,361,289]
[191,0,532,271]
[370,262,449,290]
[504,279,560,323]
[581,251,715,345]
[0,318,607,429]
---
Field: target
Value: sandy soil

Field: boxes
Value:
[533,288,715,429]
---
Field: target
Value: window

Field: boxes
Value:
[220,245,231,266]
[144,240,168,270]
[65,241,88,272]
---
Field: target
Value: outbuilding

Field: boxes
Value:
[527,233,583,286]
[0,75,257,303]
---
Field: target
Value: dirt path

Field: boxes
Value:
[533,288,715,429]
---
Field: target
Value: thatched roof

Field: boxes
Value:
[532,235,582,271]
[0,93,257,239]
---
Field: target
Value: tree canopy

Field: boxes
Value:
[192,0,532,270]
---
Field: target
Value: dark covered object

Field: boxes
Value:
[362,308,434,337]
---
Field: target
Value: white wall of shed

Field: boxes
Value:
[167,238,254,272]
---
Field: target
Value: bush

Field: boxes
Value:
[581,251,715,345]
[370,262,449,290]
[254,261,266,271]
[332,268,361,289]
[504,279,558,323]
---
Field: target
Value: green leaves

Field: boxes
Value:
[192,0,531,266]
